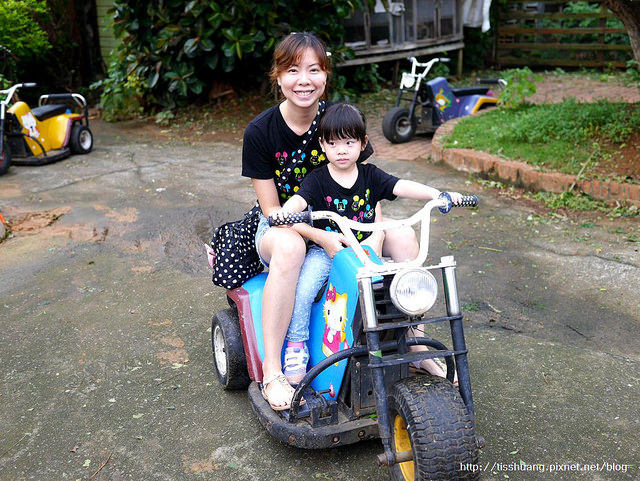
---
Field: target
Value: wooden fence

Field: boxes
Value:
[495,0,633,68]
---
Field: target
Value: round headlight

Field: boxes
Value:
[390,269,438,316]
[400,73,415,89]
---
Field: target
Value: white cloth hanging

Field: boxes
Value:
[463,0,492,32]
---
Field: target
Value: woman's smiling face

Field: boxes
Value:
[278,48,327,109]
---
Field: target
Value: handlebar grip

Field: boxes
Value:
[477,78,501,84]
[22,82,37,88]
[439,57,451,63]
[438,193,479,213]
[456,195,479,208]
[268,211,313,227]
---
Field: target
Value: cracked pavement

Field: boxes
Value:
[0,119,638,480]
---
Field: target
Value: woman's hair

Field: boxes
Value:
[269,32,331,94]
[319,103,367,143]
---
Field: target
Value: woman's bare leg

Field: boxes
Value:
[258,227,306,408]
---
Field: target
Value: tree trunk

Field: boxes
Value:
[603,0,640,67]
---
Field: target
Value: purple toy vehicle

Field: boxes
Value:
[382,57,506,143]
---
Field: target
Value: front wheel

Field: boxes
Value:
[70,124,93,154]
[211,308,251,390]
[382,107,417,143]
[0,143,11,176]
[389,375,479,481]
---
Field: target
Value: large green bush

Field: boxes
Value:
[0,0,52,85]
[97,0,370,120]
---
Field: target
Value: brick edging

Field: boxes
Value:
[431,119,640,206]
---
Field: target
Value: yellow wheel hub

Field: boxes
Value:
[393,414,414,480]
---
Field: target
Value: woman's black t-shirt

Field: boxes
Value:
[241,102,373,205]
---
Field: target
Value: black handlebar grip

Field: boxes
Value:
[477,78,501,84]
[439,192,478,213]
[456,195,479,208]
[268,211,313,227]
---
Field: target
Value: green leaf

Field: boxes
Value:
[205,53,219,70]
[148,70,159,88]
[184,38,198,56]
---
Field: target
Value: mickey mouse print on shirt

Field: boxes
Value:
[295,163,400,243]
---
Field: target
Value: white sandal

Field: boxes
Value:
[261,372,305,411]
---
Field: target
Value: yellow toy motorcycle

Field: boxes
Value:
[0,82,93,175]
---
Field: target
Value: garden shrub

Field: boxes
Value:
[97,0,373,119]
[0,0,52,83]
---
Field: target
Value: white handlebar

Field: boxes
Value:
[311,197,447,271]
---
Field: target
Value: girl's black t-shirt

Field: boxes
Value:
[295,163,399,241]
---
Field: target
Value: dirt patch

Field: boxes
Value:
[4,206,71,233]
[598,131,640,182]
[529,75,640,104]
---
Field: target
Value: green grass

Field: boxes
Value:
[445,99,640,175]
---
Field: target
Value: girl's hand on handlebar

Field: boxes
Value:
[446,191,464,206]
[315,230,350,258]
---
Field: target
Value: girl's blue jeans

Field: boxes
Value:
[255,214,332,343]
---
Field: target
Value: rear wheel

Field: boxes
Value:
[0,144,10,176]
[389,375,479,481]
[211,308,251,390]
[70,124,93,154]
[382,107,417,143]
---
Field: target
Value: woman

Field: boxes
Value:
[241,32,416,411]
[241,32,343,410]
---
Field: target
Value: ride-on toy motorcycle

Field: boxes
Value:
[208,193,483,480]
[0,82,93,176]
[382,57,505,144]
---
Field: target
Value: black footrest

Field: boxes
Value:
[372,349,464,369]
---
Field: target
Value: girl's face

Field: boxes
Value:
[278,48,327,109]
[319,136,368,171]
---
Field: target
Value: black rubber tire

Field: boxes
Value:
[382,107,417,143]
[211,308,251,390]
[388,375,480,481]
[0,145,10,176]
[70,124,93,154]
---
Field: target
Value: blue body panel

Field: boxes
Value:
[457,95,485,116]
[427,77,488,122]
[245,247,382,399]
[428,77,460,121]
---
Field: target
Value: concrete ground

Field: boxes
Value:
[0,118,638,481]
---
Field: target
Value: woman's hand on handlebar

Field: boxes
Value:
[268,208,291,227]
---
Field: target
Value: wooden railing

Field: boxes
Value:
[495,0,632,68]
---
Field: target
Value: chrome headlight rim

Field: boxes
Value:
[389,268,438,316]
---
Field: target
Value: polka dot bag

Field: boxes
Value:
[210,203,263,289]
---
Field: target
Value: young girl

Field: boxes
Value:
[271,102,464,381]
